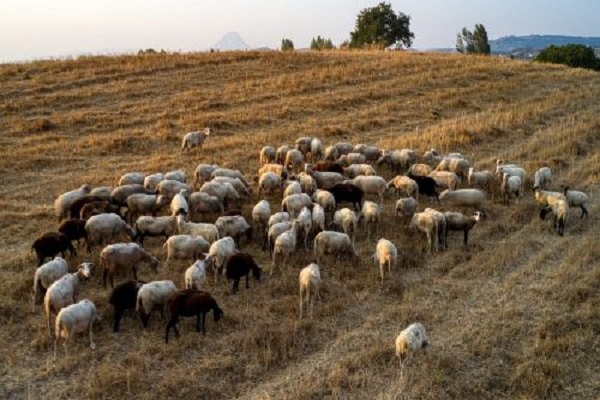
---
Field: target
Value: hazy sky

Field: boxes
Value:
[1,0,599,62]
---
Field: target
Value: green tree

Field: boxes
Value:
[349,2,414,49]
[310,35,334,51]
[535,44,600,70]
[281,38,294,52]
[456,24,490,54]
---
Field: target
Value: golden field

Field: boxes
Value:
[0,50,599,399]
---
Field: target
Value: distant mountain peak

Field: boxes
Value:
[212,32,250,51]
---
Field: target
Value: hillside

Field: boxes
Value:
[490,34,600,54]
[0,51,598,399]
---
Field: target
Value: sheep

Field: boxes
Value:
[176,215,220,244]
[134,215,177,244]
[307,160,344,174]
[310,138,323,161]
[395,322,429,378]
[109,280,145,333]
[118,172,145,186]
[32,232,77,266]
[424,208,447,251]
[265,221,293,255]
[295,136,313,157]
[443,211,483,246]
[188,192,224,220]
[434,157,470,179]
[324,145,339,161]
[210,168,250,188]
[79,200,122,221]
[533,187,566,208]
[429,171,461,191]
[258,163,289,180]
[54,299,100,359]
[309,170,345,190]
[283,180,302,197]
[136,280,177,329]
[212,177,252,200]
[502,174,522,205]
[395,197,418,220]
[409,211,440,255]
[259,146,276,166]
[85,213,135,252]
[532,167,552,190]
[89,186,113,201]
[100,242,159,288]
[143,173,165,190]
[44,262,93,337]
[408,163,433,176]
[281,193,312,218]
[327,183,364,212]
[165,169,187,183]
[156,180,192,200]
[163,235,210,270]
[314,231,358,265]
[215,216,252,249]
[337,152,366,167]
[170,189,189,217]
[564,187,589,219]
[496,166,526,188]
[311,203,326,235]
[360,201,381,242]
[540,199,570,236]
[334,142,354,156]
[165,290,223,343]
[311,189,336,217]
[205,236,238,284]
[361,146,382,164]
[285,149,305,174]
[193,163,219,189]
[68,195,107,219]
[344,164,377,178]
[299,263,321,319]
[224,252,262,294]
[332,207,358,244]
[125,193,169,223]
[467,168,494,193]
[200,181,240,210]
[386,176,418,199]
[181,128,211,153]
[374,239,397,284]
[111,184,156,206]
[376,149,415,174]
[268,212,290,228]
[422,149,443,167]
[54,184,92,221]
[185,259,207,290]
[271,220,302,275]
[343,176,387,204]
[296,172,318,195]
[275,145,290,165]
[353,143,367,154]
[406,172,439,203]
[297,207,313,250]
[32,257,68,312]
[439,189,486,209]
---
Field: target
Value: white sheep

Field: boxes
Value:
[271,220,302,275]
[285,149,305,174]
[163,235,210,269]
[408,163,433,176]
[360,201,381,242]
[395,322,429,378]
[309,171,345,190]
[343,176,387,204]
[281,193,312,218]
[188,192,225,219]
[181,128,210,153]
[258,172,285,198]
[258,163,289,180]
[54,299,100,359]
[185,259,207,290]
[125,193,169,223]
[32,257,68,312]
[496,166,525,188]
[165,169,187,183]
[540,199,570,236]
[210,168,250,188]
[435,157,470,179]
[200,181,240,209]
[334,142,354,156]
[344,164,376,178]
[265,221,293,255]
[533,167,552,190]
[295,136,313,156]
[54,184,92,221]
[439,189,486,208]
[296,172,317,195]
[386,176,418,199]
[311,203,326,235]
[297,207,312,250]
[276,145,290,165]
[337,152,366,167]
[374,239,397,284]
[85,213,135,252]
[443,211,483,246]
[424,208,447,251]
[175,215,219,244]
[311,189,336,216]
[89,186,113,201]
[299,263,321,319]
[100,242,160,288]
[563,187,588,219]
[467,168,494,193]
[314,231,358,264]
[205,236,238,284]
[376,149,416,174]
[502,173,522,205]
[44,262,93,337]
[193,163,219,189]
[136,280,177,329]
[156,180,192,200]
[429,171,461,191]
[310,138,323,161]
[143,173,165,190]
[268,211,290,227]
[361,146,382,164]
[332,208,358,244]
[215,215,252,249]
[134,215,177,244]
[410,211,439,255]
[259,146,276,166]
[212,176,252,200]
[533,187,566,208]
[283,180,302,197]
[170,189,190,217]
[324,145,339,161]
[118,172,145,186]
[395,197,418,220]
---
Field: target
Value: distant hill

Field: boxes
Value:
[212,32,251,51]
[490,35,600,54]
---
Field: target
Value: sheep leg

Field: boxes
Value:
[113,308,123,333]
[109,272,115,290]
[581,205,587,219]
[201,312,206,335]
[140,313,150,329]
[299,289,304,319]
[464,230,469,246]
[88,321,96,350]
[196,313,202,332]
[47,310,53,338]
[245,274,250,289]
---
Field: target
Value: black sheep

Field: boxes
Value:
[310,160,344,174]
[328,183,364,212]
[58,219,88,249]
[224,252,262,294]
[108,280,146,332]
[68,195,105,219]
[407,172,440,203]
[165,290,223,343]
[31,232,77,266]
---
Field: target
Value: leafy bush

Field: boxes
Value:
[535,44,600,71]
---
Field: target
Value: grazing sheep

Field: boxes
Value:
[502,174,522,205]
[395,322,429,377]
[156,180,192,200]
[193,163,219,189]
[324,145,339,161]
[271,220,302,275]
[165,169,187,183]
[344,164,377,178]
[296,172,318,195]
[212,177,252,200]
[100,243,159,288]
[311,203,326,235]
[32,257,68,312]
[328,183,364,212]
[540,199,570,236]
[309,170,345,190]
[360,201,381,242]
[285,149,305,175]
[533,167,552,190]
[251,200,271,240]
[564,187,589,219]
[215,216,252,249]
[265,221,293,255]
[54,299,100,359]
[533,187,566,208]
[119,172,145,186]
[311,189,337,217]
[109,280,145,333]
[200,181,240,210]
[165,290,223,343]
[439,189,486,209]
[68,195,107,220]
[181,128,211,153]
[424,208,447,251]
[143,173,165,191]
[314,231,358,264]
[395,197,418,220]
[205,236,238,284]
[299,263,321,319]
[134,215,177,245]
[85,213,135,252]
[374,239,397,284]
[361,146,383,164]
[332,208,359,244]
[79,200,122,221]
[44,262,93,337]
[281,193,312,218]
[163,235,210,269]
[295,136,313,157]
[268,212,290,228]
[408,163,433,177]
[422,149,442,167]
[467,168,494,193]
[337,152,366,167]
[283,180,302,197]
[276,145,290,165]
[54,184,92,221]
[376,149,414,174]
[32,232,76,266]
[443,211,483,246]
[259,146,276,166]
[310,138,323,161]
[111,184,156,206]
[224,252,262,294]
[258,163,289,180]
[343,176,387,204]
[386,176,418,199]
[297,207,313,250]
[185,259,207,290]
[170,189,190,217]
[435,158,470,179]
[176,215,219,244]
[89,186,113,201]
[307,160,344,174]
[188,192,224,220]
[429,171,461,191]
[334,142,354,156]
[407,172,439,203]
[125,193,169,223]
[210,168,250,188]
[496,166,526,188]
[410,211,439,255]
[136,280,177,329]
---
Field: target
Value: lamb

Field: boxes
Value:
[143,173,164,191]
[337,152,366,167]
[224,252,262,294]
[205,236,238,284]
[311,189,337,217]
[281,193,313,218]
[429,171,461,191]
[314,231,358,264]
[193,163,219,189]
[343,176,387,204]
[54,299,100,359]
[327,183,364,212]
[118,172,145,186]
[467,168,494,193]
[109,280,145,332]
[111,184,156,206]
[309,170,345,190]
[395,322,429,378]
[435,158,470,179]
[540,199,570,236]
[502,173,522,205]
[296,172,318,195]
[181,128,211,153]
[334,142,354,156]
[265,221,293,255]
[343,164,377,178]
[44,262,93,337]
[185,259,207,290]
[533,167,552,190]
[395,197,418,220]
[324,145,339,161]
[134,215,177,244]
[85,213,135,252]
[156,180,192,200]
[332,208,358,244]
[386,176,418,199]
[285,149,305,174]
[100,243,159,289]
[188,192,224,220]
[54,184,92,221]
[424,208,447,251]
[268,212,290,228]
[165,169,187,183]
[409,211,440,255]
[360,201,381,242]
[408,163,433,176]
[295,136,313,157]
[170,189,190,217]
[32,257,68,312]
[406,173,439,203]
[215,216,252,249]
[297,207,313,250]
[176,215,220,244]
[275,145,290,165]
[311,203,326,234]
[32,232,77,266]
[283,180,302,197]
[299,263,321,319]
[443,211,483,246]
[163,235,210,269]
[259,146,276,166]
[563,187,589,219]
[136,280,177,329]
[439,189,486,208]
[271,220,302,275]
[376,149,416,174]
[125,193,169,223]
[373,239,397,284]
[310,138,323,161]
[307,160,344,174]
[165,290,223,343]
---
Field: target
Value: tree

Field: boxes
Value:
[310,36,334,51]
[349,2,414,49]
[281,38,294,52]
[456,24,490,54]
[535,44,600,70]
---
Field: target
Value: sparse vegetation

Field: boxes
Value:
[0,51,599,399]
[310,36,334,51]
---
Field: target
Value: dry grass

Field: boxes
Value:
[0,51,599,399]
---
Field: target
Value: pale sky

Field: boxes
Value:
[1,0,599,62]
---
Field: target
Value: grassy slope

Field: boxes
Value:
[0,51,598,399]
